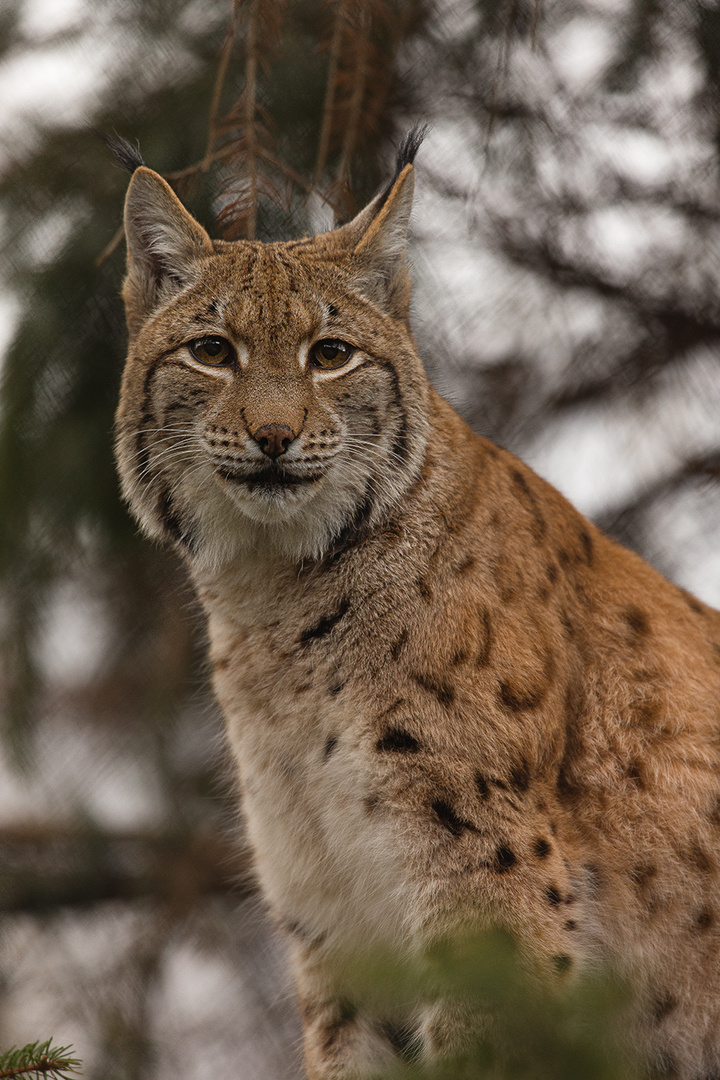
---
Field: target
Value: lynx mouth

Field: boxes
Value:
[216,465,324,492]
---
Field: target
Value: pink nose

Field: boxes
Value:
[253,424,296,459]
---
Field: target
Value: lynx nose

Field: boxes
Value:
[253,424,296,459]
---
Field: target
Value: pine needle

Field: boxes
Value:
[0,1041,81,1080]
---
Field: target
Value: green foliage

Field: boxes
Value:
[0,1041,81,1080]
[346,932,639,1080]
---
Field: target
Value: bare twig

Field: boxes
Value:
[94,225,123,267]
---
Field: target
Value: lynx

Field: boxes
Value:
[114,131,720,1079]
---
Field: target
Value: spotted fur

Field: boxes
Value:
[115,149,720,1079]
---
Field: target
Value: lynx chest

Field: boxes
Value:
[203,566,423,953]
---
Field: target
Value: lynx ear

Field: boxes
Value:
[122,167,213,337]
[346,163,415,319]
[333,127,425,320]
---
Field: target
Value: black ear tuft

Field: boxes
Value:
[96,130,146,173]
[395,125,428,173]
[374,125,427,213]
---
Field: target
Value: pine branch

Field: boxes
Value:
[336,8,371,187]
[314,0,351,187]
[530,0,544,49]
[243,0,260,239]
[202,0,244,172]
[0,1042,81,1080]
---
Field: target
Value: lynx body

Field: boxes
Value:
[115,139,720,1079]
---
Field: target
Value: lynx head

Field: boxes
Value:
[114,133,431,569]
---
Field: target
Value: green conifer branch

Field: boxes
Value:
[0,1042,81,1080]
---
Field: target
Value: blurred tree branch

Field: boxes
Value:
[0,822,253,914]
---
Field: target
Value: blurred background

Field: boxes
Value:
[0,0,719,1076]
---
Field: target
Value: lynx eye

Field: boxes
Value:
[310,339,354,370]
[189,336,233,366]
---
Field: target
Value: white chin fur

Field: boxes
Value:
[172,461,369,568]
[217,473,321,525]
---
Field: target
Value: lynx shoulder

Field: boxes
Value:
[114,135,720,1080]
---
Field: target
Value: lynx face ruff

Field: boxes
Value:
[115,139,720,1079]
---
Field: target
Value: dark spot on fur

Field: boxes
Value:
[558,548,570,567]
[546,885,562,906]
[364,794,381,814]
[623,606,650,643]
[632,698,663,728]
[324,735,339,759]
[679,843,714,873]
[556,689,586,802]
[378,1020,418,1062]
[552,954,572,973]
[417,577,433,603]
[390,628,409,661]
[214,657,229,671]
[533,837,551,858]
[413,673,456,708]
[629,862,657,892]
[376,728,421,753]
[510,468,547,540]
[493,845,517,872]
[564,919,578,931]
[320,1002,358,1055]
[476,608,493,666]
[327,485,375,555]
[475,773,490,800]
[456,556,476,575]
[547,562,558,584]
[378,698,405,719]
[693,907,714,932]
[626,758,646,788]
[450,645,469,665]
[508,756,531,792]
[283,920,328,948]
[678,587,704,615]
[156,487,196,551]
[328,680,344,695]
[652,992,678,1023]
[499,680,544,712]
[327,302,339,318]
[298,598,351,644]
[578,528,594,566]
[432,799,479,836]
[632,666,659,683]
[708,797,720,827]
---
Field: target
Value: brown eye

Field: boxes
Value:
[310,339,354,370]
[189,336,233,366]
